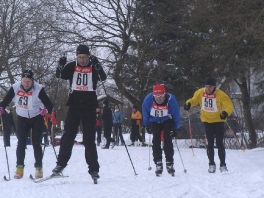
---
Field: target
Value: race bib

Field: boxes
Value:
[16,90,33,110]
[71,66,93,91]
[202,92,218,112]
[150,104,168,117]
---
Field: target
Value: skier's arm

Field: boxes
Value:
[0,87,15,109]
[38,88,53,114]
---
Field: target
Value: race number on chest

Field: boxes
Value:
[201,92,218,112]
[150,104,168,117]
[72,66,93,91]
[16,90,33,110]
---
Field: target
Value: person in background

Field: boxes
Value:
[129,106,146,147]
[101,100,115,149]
[184,77,234,173]
[112,104,125,146]
[0,70,53,179]
[51,44,106,182]
[142,84,180,176]
[1,104,16,147]
[95,107,103,146]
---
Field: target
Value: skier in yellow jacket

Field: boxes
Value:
[184,77,233,173]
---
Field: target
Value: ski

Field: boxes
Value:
[29,174,69,183]
[156,173,162,177]
[3,176,10,181]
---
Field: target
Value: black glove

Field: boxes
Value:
[59,56,67,66]
[184,102,191,111]
[220,111,228,120]
[146,126,152,134]
[91,56,101,70]
[170,129,178,138]
[56,56,67,78]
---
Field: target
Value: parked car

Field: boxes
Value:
[178,111,241,139]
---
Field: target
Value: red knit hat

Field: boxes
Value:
[153,84,166,95]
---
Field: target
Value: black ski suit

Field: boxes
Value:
[56,56,106,174]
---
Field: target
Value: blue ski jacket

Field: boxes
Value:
[142,93,180,130]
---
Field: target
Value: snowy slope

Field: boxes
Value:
[0,135,263,198]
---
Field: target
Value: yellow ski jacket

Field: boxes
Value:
[186,88,233,123]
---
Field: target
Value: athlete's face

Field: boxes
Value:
[77,54,89,66]
[205,85,215,95]
[154,94,165,104]
[21,77,33,90]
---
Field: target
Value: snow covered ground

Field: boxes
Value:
[0,134,263,198]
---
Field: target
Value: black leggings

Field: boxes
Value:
[150,120,174,164]
[57,109,99,174]
[204,122,226,166]
[16,114,43,167]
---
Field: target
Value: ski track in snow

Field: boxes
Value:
[0,135,263,198]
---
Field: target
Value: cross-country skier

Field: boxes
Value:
[142,84,180,176]
[0,70,53,179]
[183,77,234,173]
[51,44,106,182]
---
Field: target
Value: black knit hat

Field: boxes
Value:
[103,100,109,106]
[76,44,90,55]
[133,105,137,109]
[22,70,34,80]
[205,77,216,86]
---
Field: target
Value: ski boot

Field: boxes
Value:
[90,172,100,184]
[35,166,43,179]
[155,161,163,177]
[166,162,175,176]
[141,142,147,147]
[52,165,64,176]
[219,165,228,173]
[208,165,216,173]
[101,145,109,149]
[128,142,135,146]
[14,165,24,179]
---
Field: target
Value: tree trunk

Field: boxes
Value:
[237,77,257,148]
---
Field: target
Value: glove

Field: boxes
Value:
[170,129,178,138]
[91,56,101,70]
[40,108,48,116]
[184,102,191,111]
[146,126,152,134]
[220,111,228,120]
[0,107,3,115]
[58,56,67,66]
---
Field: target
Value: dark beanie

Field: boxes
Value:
[103,100,109,106]
[205,77,216,86]
[22,70,34,80]
[133,105,137,110]
[76,44,90,55]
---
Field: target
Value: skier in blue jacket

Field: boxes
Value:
[142,84,180,176]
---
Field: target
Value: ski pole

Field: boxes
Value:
[226,121,245,152]
[94,61,138,176]
[148,133,152,170]
[48,56,66,160]
[187,111,195,156]
[174,138,187,173]
[1,117,11,181]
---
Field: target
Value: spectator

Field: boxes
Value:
[101,100,115,149]
[112,104,125,146]
[1,104,16,147]
[129,106,146,146]
[95,107,103,146]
